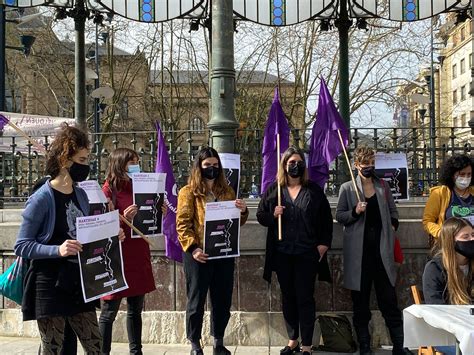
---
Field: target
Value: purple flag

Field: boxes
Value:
[308,78,350,189]
[155,121,182,263]
[261,88,290,195]
[0,113,9,132]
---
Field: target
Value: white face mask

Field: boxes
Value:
[455,176,471,190]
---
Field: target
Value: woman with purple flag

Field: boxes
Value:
[99,148,165,355]
[336,146,411,355]
[176,147,248,355]
[257,147,333,355]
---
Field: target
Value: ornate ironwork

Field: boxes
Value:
[0,127,471,206]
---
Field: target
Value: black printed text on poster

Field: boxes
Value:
[78,235,128,302]
[132,193,164,237]
[204,218,240,259]
[375,168,408,201]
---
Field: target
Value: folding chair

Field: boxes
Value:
[410,285,444,355]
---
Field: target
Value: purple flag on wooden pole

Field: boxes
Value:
[308,78,350,189]
[261,88,290,195]
[155,121,182,262]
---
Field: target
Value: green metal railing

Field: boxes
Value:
[0,126,471,207]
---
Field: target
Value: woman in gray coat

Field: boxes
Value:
[336,146,411,355]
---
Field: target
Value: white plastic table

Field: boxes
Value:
[403,304,474,355]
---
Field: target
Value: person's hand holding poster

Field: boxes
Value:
[203,201,241,260]
[76,210,128,303]
[78,180,108,215]
[132,172,166,238]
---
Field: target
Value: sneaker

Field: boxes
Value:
[190,349,204,355]
[213,345,231,355]
[280,342,300,355]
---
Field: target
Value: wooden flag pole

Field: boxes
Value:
[337,129,361,202]
[118,214,152,246]
[7,121,46,153]
[276,133,282,240]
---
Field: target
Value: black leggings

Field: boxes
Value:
[99,295,145,355]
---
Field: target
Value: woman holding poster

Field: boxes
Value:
[257,147,333,355]
[336,146,410,355]
[14,124,118,354]
[100,148,158,355]
[176,147,248,355]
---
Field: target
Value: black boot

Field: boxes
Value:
[389,325,414,355]
[355,327,373,355]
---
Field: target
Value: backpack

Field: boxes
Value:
[316,314,357,353]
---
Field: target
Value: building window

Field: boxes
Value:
[460,59,466,74]
[452,64,457,78]
[470,53,473,69]
[189,117,205,133]
[461,114,467,127]
[119,98,129,120]
[460,26,465,41]
[461,85,466,101]
[453,90,457,105]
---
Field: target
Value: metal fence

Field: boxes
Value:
[0,126,472,206]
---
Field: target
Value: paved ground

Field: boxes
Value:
[0,336,396,354]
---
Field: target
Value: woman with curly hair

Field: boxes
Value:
[423,217,474,305]
[15,124,125,354]
[423,154,474,240]
[176,147,249,355]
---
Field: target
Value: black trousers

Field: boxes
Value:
[183,251,235,342]
[351,256,402,331]
[99,295,145,355]
[275,250,318,346]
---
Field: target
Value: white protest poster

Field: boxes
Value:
[132,172,166,238]
[0,111,75,153]
[203,201,241,260]
[220,153,241,197]
[76,210,128,303]
[78,180,108,216]
[375,152,409,201]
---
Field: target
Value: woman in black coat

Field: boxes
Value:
[257,147,333,355]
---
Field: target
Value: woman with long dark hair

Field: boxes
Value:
[257,147,333,355]
[176,147,248,355]
[99,148,158,355]
[15,124,124,354]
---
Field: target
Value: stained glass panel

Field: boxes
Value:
[233,0,337,26]
[97,0,205,22]
[351,0,470,22]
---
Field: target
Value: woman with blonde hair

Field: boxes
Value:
[176,147,248,355]
[423,217,473,305]
[257,147,333,355]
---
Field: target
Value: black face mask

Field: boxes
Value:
[454,240,474,259]
[68,162,90,182]
[288,161,305,178]
[201,166,220,180]
[360,166,375,178]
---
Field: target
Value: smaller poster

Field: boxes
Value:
[78,180,108,215]
[220,153,241,197]
[132,173,166,238]
[76,210,128,303]
[375,153,409,201]
[203,201,241,260]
